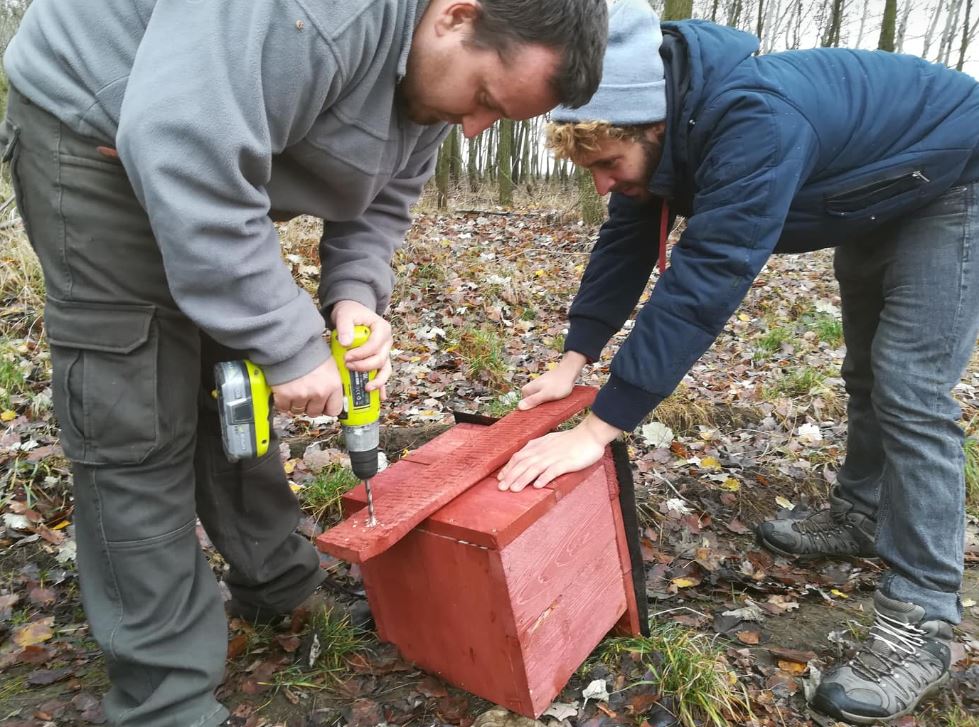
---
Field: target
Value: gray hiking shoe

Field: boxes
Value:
[810,591,952,724]
[756,486,876,559]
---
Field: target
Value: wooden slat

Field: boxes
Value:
[317,386,596,563]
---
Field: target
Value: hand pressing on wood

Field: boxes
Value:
[497,413,621,491]
[516,351,588,410]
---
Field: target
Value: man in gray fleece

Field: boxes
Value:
[0,1,607,725]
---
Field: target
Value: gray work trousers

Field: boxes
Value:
[2,88,323,727]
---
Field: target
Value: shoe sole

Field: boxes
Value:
[812,672,950,725]
[755,531,877,561]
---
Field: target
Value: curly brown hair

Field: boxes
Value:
[546,121,657,162]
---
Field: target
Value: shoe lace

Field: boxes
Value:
[851,611,927,688]
[794,511,855,550]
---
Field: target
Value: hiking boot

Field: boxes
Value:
[226,578,373,630]
[756,486,876,559]
[810,591,952,724]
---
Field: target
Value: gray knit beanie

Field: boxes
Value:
[550,0,666,125]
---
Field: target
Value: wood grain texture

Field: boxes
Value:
[317,387,596,563]
[358,528,532,714]
[498,467,628,714]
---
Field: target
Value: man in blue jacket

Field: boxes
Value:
[498,0,979,722]
[1,1,606,725]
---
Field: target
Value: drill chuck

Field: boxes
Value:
[343,422,380,481]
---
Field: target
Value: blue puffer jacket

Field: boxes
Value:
[566,20,979,432]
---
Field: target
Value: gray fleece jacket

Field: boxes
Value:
[4,0,447,384]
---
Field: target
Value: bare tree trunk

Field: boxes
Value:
[756,0,765,44]
[727,0,744,28]
[577,167,604,224]
[896,0,914,52]
[923,0,946,60]
[435,138,451,209]
[710,0,721,21]
[467,135,479,193]
[821,0,845,47]
[663,0,694,20]
[497,119,514,206]
[958,0,974,68]
[939,0,964,65]
[879,0,898,50]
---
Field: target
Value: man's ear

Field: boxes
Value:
[433,0,480,37]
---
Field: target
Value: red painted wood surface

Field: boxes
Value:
[360,529,532,714]
[317,387,596,563]
[500,466,628,715]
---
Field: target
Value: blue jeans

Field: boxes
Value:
[834,182,979,625]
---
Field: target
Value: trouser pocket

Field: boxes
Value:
[1,114,34,242]
[45,297,161,465]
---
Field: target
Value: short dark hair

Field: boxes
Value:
[469,0,608,108]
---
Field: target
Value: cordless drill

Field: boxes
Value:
[214,327,380,526]
[331,326,381,526]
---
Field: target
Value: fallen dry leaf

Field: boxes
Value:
[13,618,54,648]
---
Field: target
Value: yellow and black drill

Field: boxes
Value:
[330,326,380,526]
[214,325,381,525]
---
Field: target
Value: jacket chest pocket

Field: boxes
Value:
[825,170,929,217]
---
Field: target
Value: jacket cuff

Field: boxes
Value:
[260,337,332,386]
[591,374,665,432]
[320,281,380,324]
[565,316,619,362]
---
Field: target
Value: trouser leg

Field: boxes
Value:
[840,184,979,624]
[195,334,324,615]
[834,246,886,518]
[3,88,228,727]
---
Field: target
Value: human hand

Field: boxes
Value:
[271,356,344,417]
[331,300,393,398]
[517,351,588,410]
[497,413,622,492]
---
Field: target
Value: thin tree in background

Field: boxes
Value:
[879,0,897,50]
[727,0,744,27]
[467,135,480,192]
[896,0,914,52]
[958,0,974,69]
[497,118,514,206]
[821,0,845,47]
[577,166,604,224]
[448,127,461,186]
[434,137,451,210]
[663,0,694,20]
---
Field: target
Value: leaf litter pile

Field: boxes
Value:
[1,203,978,727]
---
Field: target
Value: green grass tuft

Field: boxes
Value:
[765,367,827,399]
[965,434,979,519]
[273,606,370,690]
[753,326,792,359]
[804,311,844,347]
[299,464,359,525]
[0,340,30,411]
[485,391,519,418]
[450,325,509,392]
[939,706,979,727]
[600,623,748,727]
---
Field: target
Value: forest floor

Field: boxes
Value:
[0,190,977,727]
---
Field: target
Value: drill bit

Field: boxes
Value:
[365,478,377,527]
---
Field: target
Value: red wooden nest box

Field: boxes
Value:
[316,387,644,717]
